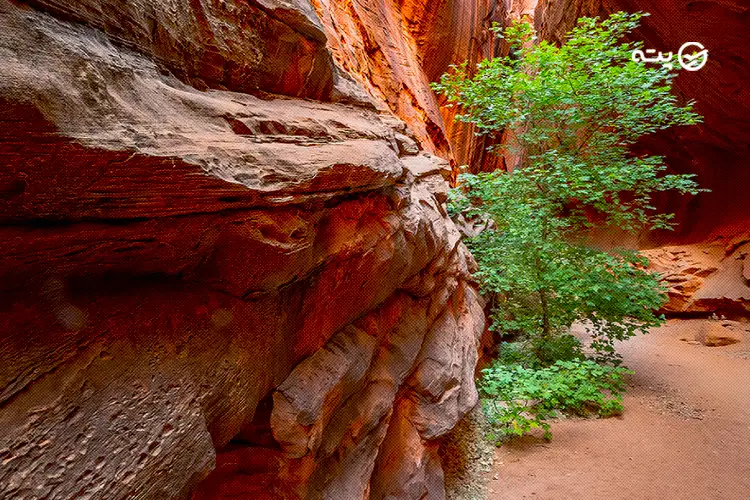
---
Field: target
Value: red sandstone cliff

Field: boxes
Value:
[0,0,485,498]
[308,0,509,171]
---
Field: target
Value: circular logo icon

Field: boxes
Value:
[678,42,708,71]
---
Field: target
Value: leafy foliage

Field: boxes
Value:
[497,336,584,369]
[433,12,703,364]
[479,359,631,441]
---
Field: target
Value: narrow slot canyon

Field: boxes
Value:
[1,0,748,499]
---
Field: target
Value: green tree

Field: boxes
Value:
[434,12,702,364]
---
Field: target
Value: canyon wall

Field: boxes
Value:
[643,234,750,318]
[308,0,509,173]
[0,0,487,498]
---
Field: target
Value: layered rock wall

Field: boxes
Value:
[644,232,750,317]
[0,0,485,498]
[311,0,513,172]
[3,0,746,496]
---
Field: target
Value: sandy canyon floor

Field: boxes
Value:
[487,319,750,500]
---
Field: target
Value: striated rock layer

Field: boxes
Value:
[310,0,516,173]
[644,232,750,318]
[0,0,484,498]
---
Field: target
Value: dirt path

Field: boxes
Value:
[487,320,750,500]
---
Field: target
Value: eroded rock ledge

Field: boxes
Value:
[644,232,750,318]
[0,0,484,498]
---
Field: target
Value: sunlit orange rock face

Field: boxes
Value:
[311,0,508,171]
[537,0,750,244]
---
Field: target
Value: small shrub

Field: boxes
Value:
[479,359,631,442]
[435,12,704,364]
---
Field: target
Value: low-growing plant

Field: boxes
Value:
[479,359,631,442]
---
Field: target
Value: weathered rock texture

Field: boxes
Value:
[311,0,526,173]
[3,0,747,496]
[0,0,485,498]
[644,232,750,317]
